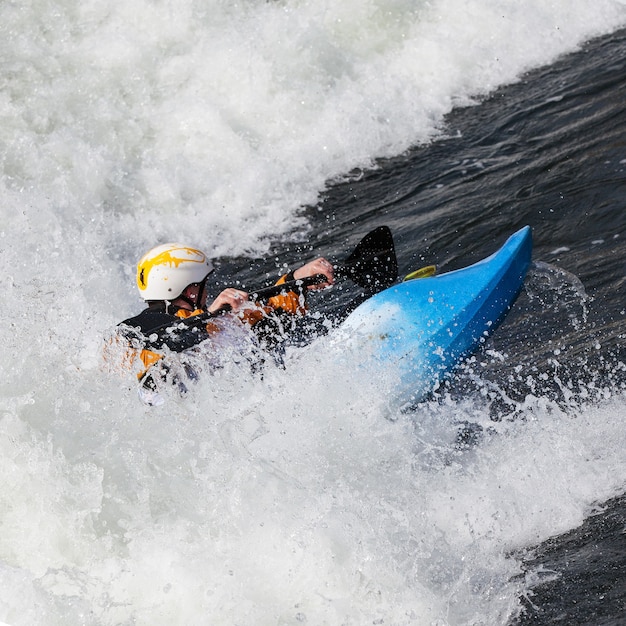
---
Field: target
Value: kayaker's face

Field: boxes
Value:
[181,279,209,311]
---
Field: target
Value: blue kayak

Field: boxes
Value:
[338,226,533,405]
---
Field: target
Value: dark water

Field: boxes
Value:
[512,495,626,626]
[297,27,626,626]
[211,28,626,624]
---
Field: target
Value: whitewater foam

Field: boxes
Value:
[1,0,626,623]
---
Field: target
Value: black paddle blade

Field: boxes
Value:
[337,226,398,293]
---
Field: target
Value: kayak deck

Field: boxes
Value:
[338,226,533,405]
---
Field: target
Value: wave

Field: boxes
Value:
[1,1,626,624]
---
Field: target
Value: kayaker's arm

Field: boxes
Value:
[266,258,333,314]
[292,257,335,289]
[207,287,250,314]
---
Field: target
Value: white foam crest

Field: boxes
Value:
[1,332,625,624]
[2,0,625,259]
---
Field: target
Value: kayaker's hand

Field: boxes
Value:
[208,288,249,313]
[293,257,335,290]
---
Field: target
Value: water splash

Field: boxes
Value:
[524,261,590,330]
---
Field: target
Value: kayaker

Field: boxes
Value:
[114,243,334,404]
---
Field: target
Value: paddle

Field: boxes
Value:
[249,273,329,300]
[249,225,398,300]
[154,227,399,331]
[335,225,398,293]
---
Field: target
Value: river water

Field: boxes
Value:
[1,1,625,624]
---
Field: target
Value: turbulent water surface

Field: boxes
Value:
[1,1,625,625]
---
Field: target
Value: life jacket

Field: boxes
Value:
[113,273,307,383]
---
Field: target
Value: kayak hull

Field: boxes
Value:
[339,226,533,405]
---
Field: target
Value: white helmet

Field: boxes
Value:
[136,243,214,301]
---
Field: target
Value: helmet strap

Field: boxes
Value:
[176,293,197,311]
[197,276,210,309]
